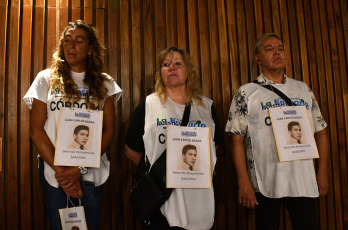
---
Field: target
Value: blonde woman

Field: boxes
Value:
[125,47,221,229]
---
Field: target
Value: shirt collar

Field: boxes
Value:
[257,73,288,85]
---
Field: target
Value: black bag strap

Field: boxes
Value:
[181,104,191,126]
[136,103,191,175]
[253,79,294,106]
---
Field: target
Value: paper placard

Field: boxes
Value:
[59,206,87,230]
[166,126,211,188]
[54,107,103,167]
[269,106,319,162]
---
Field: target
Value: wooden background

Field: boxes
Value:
[0,0,347,229]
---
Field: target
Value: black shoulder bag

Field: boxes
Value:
[130,104,191,225]
[253,79,294,106]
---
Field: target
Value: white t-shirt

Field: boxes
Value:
[23,69,122,188]
[225,73,327,198]
[143,94,217,230]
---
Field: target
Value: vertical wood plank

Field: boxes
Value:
[326,0,345,228]
[84,0,94,24]
[245,0,257,81]
[235,0,249,85]
[31,4,47,230]
[46,6,56,67]
[262,0,272,32]
[197,0,211,98]
[143,0,155,96]
[131,0,142,105]
[57,0,69,37]
[119,1,133,229]
[318,0,339,229]
[295,0,310,85]
[225,2,242,228]
[71,0,82,21]
[96,8,106,64]
[216,0,236,229]
[270,0,280,35]
[6,5,20,230]
[20,6,33,230]
[107,1,124,229]
[287,0,301,80]
[254,0,263,38]
[0,1,7,230]
[187,0,200,76]
[176,0,186,50]
[154,0,166,56]
[165,0,175,47]
[303,0,319,96]
[310,1,330,229]
[335,0,348,227]
[278,0,292,77]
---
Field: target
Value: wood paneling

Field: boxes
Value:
[0,0,347,229]
[0,1,7,229]
[20,5,33,230]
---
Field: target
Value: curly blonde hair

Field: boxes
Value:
[50,20,109,110]
[154,47,203,106]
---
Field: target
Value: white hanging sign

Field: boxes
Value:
[269,106,319,162]
[166,126,211,188]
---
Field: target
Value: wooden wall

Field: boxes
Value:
[0,0,347,229]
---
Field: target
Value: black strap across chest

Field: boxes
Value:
[253,79,294,106]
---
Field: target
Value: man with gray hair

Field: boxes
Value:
[225,33,329,229]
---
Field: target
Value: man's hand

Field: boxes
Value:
[230,133,258,209]
[314,129,329,196]
[238,178,258,209]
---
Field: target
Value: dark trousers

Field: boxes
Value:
[255,193,319,230]
[39,158,104,230]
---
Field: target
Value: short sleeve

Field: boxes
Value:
[23,69,51,110]
[103,73,122,102]
[308,87,327,132]
[225,88,248,136]
[125,100,146,153]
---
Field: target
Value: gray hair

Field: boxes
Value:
[255,33,282,55]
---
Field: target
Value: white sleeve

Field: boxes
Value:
[23,69,50,110]
[103,73,122,102]
[225,87,249,136]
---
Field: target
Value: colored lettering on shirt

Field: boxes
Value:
[261,98,309,110]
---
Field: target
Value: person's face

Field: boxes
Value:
[289,125,302,141]
[160,51,188,88]
[63,28,92,72]
[74,129,89,146]
[183,149,197,167]
[255,37,286,72]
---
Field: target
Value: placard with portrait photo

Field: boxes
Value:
[166,125,211,188]
[54,107,103,167]
[269,106,319,162]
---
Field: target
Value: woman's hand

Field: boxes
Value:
[61,180,84,198]
[55,166,84,198]
[55,166,82,188]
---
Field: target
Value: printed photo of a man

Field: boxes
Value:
[177,144,199,171]
[67,125,90,150]
[286,121,304,145]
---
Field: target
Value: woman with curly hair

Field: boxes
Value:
[24,20,122,230]
[125,47,221,229]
